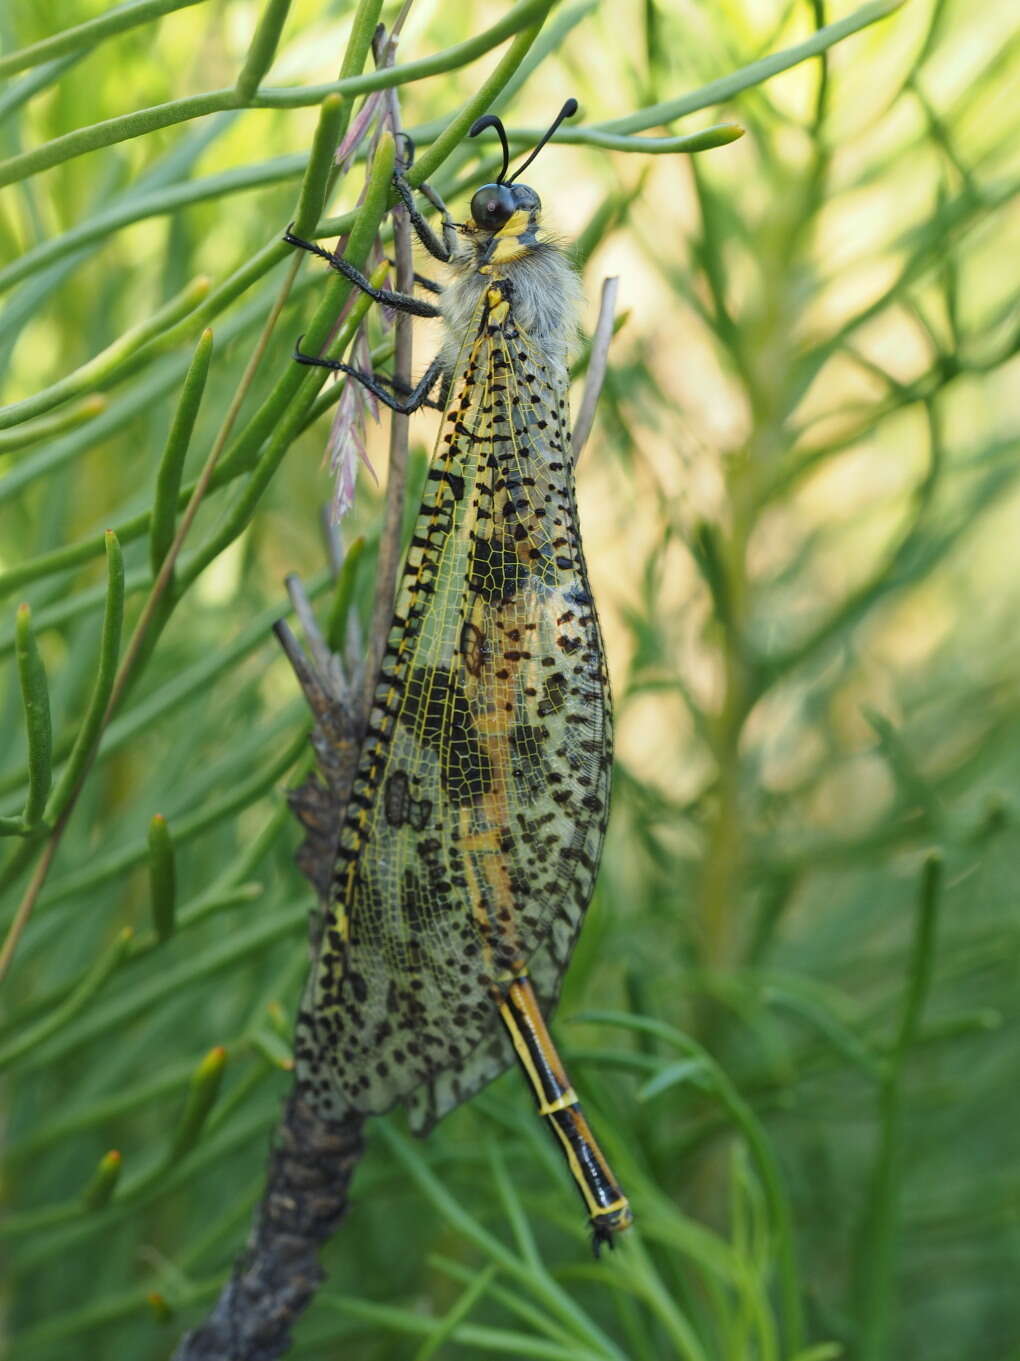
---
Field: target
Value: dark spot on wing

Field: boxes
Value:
[400,665,492,804]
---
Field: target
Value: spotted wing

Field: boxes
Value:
[295,285,612,1130]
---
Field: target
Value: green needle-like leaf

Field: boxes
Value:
[149,331,214,578]
[291,94,347,238]
[0,927,133,1068]
[0,278,210,431]
[326,535,366,652]
[167,1046,229,1164]
[148,814,177,943]
[82,1150,123,1211]
[43,531,125,824]
[234,0,293,102]
[13,604,52,831]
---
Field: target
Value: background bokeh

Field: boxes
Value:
[2,0,1018,1357]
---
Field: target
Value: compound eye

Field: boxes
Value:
[470,184,515,231]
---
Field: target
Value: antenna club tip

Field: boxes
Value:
[564,97,579,118]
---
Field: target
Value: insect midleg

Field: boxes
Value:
[409,270,442,295]
[499,971,633,1253]
[282,228,441,318]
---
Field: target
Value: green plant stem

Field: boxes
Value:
[149,331,214,576]
[500,121,745,154]
[855,855,942,1359]
[0,927,132,1067]
[0,98,356,982]
[0,156,304,296]
[12,605,52,831]
[0,51,88,123]
[38,714,309,914]
[326,536,365,652]
[42,531,125,825]
[403,22,549,189]
[0,0,211,79]
[148,814,176,942]
[0,0,555,189]
[363,51,414,719]
[234,0,292,102]
[580,1012,805,1355]
[0,277,210,431]
[81,1150,123,1211]
[598,0,906,135]
[291,95,346,236]
[18,901,302,1073]
[0,396,106,454]
[166,1047,228,1164]
[377,1121,628,1361]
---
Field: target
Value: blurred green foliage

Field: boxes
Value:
[1,0,1017,1358]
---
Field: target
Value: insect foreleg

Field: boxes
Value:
[391,175,458,263]
[283,229,441,318]
[293,345,446,415]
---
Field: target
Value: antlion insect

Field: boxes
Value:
[282,99,632,1252]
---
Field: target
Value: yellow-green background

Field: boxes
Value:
[1,0,1017,1357]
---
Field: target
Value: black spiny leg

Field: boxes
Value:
[413,271,443,295]
[293,344,446,416]
[391,174,458,263]
[371,370,447,412]
[285,146,456,409]
[390,132,457,264]
[283,228,441,319]
[380,262,443,295]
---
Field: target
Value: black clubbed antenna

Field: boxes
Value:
[468,114,511,184]
[508,97,578,183]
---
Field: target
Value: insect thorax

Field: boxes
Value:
[439,242,583,377]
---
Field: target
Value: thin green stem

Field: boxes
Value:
[148,814,176,943]
[597,0,906,135]
[376,1121,628,1361]
[0,100,351,980]
[149,331,213,577]
[0,927,132,1068]
[363,49,414,720]
[0,158,305,297]
[81,1150,123,1211]
[11,605,52,831]
[42,531,125,824]
[0,277,209,431]
[0,0,556,189]
[166,1047,228,1165]
[855,855,943,1360]
[291,95,346,236]
[0,396,106,454]
[178,138,397,590]
[0,0,211,79]
[580,1012,805,1355]
[234,0,292,102]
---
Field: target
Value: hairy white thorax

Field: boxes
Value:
[437,239,583,377]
